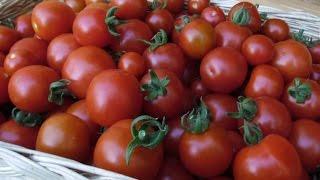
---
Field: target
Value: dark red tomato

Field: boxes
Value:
[8,65,59,113]
[242,35,275,66]
[94,119,163,179]
[65,0,86,13]
[191,79,210,98]
[204,94,238,131]
[182,60,200,86]
[271,40,312,82]
[179,19,215,60]
[289,119,320,173]
[66,100,100,146]
[209,176,233,180]
[73,7,113,47]
[164,117,184,156]
[227,131,245,155]
[159,0,184,14]
[0,26,20,53]
[62,46,115,99]
[215,21,252,50]
[171,14,194,45]
[157,157,194,180]
[180,126,233,178]
[188,0,210,14]
[87,70,143,127]
[201,6,226,27]
[0,112,6,125]
[85,2,110,10]
[233,134,303,180]
[32,1,75,41]
[200,47,248,93]
[183,88,195,113]
[141,69,185,119]
[46,98,74,117]
[47,34,80,72]
[310,44,320,64]
[311,64,320,84]
[110,0,148,20]
[300,169,310,180]
[118,52,146,79]
[144,43,186,79]
[146,9,174,34]
[0,120,39,149]
[0,52,4,66]
[245,65,284,99]
[4,49,38,76]
[0,68,9,105]
[15,13,34,38]
[262,18,290,43]
[36,113,90,162]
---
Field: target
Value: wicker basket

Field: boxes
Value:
[0,0,319,179]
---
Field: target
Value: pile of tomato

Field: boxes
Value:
[0,0,320,179]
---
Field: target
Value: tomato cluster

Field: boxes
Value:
[0,0,319,179]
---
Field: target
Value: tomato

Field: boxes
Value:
[271,40,312,82]
[0,26,20,53]
[233,134,303,180]
[4,49,38,76]
[157,157,194,180]
[0,120,39,149]
[179,19,215,60]
[171,14,194,45]
[146,9,174,34]
[182,60,200,86]
[282,78,320,119]
[215,21,252,50]
[46,98,74,117]
[188,0,210,14]
[310,44,320,64]
[0,112,6,125]
[209,176,233,180]
[110,0,148,20]
[164,117,184,156]
[191,79,210,98]
[311,64,320,84]
[15,13,34,38]
[245,65,284,99]
[0,52,4,66]
[36,113,90,162]
[201,6,226,27]
[200,47,248,93]
[32,1,75,41]
[85,0,104,4]
[262,18,290,42]
[0,68,9,105]
[85,2,110,10]
[141,69,185,119]
[227,131,245,155]
[8,65,59,113]
[64,0,86,13]
[159,0,184,14]
[87,70,143,127]
[118,52,146,79]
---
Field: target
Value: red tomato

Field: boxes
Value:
[227,131,245,155]
[201,6,226,27]
[146,9,174,34]
[118,52,146,79]
[215,21,252,50]
[32,1,75,41]
[191,79,210,98]
[0,68,9,105]
[245,65,284,99]
[233,134,303,180]
[171,14,194,45]
[179,19,215,60]
[4,49,38,76]
[209,176,233,180]
[64,0,86,13]
[200,47,248,93]
[110,0,148,20]
[85,0,104,5]
[15,13,34,38]
[84,2,110,10]
[157,157,194,180]
[164,117,184,156]
[87,70,143,127]
[0,120,39,149]
[262,18,290,42]
[159,0,184,14]
[62,46,115,99]
[188,0,210,14]
[47,34,80,72]
[310,44,320,64]
[0,112,6,125]
[46,98,74,117]
[0,52,4,66]
[311,64,320,84]
[8,65,59,113]
[0,26,20,53]
[182,60,200,86]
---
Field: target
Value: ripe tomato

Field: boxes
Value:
[62,46,115,99]
[245,65,284,99]
[157,157,194,180]
[4,49,38,76]
[233,134,303,180]
[64,0,86,13]
[310,44,320,64]
[15,13,34,38]
[110,0,148,20]
[0,112,6,125]
[0,120,39,149]
[0,52,4,66]
[0,26,20,53]
[311,64,320,83]
[87,70,143,127]
[200,47,248,93]
[201,6,226,27]
[118,52,146,79]
[159,0,184,14]
[171,14,193,45]
[85,0,104,4]
[146,9,174,34]
[227,131,245,155]
[164,117,184,156]
[182,60,200,86]
[0,68,9,105]
[209,176,233,180]
[32,1,75,41]
[8,65,59,113]
[179,19,215,60]
[191,79,210,98]
[262,18,290,42]
[85,2,110,10]
[215,21,252,50]
[188,0,210,14]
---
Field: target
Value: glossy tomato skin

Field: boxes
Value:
[164,117,184,156]
[245,65,284,99]
[0,120,39,149]
[15,13,34,38]
[180,126,233,178]
[146,9,174,34]
[157,157,194,180]
[84,2,110,10]
[191,79,210,98]
[311,64,320,83]
[201,6,226,27]
[8,65,59,113]
[0,26,20,53]
[64,0,86,13]
[118,52,146,79]
[47,33,80,72]
[159,0,184,14]
[227,131,245,155]
[233,134,303,180]
[32,1,75,41]
[0,68,9,105]
[87,70,143,127]
[110,0,148,20]
[4,49,38,76]
[94,119,163,179]
[188,0,210,14]
[0,52,4,66]
[262,19,290,43]
[310,44,320,64]
[200,47,248,93]
[62,46,115,99]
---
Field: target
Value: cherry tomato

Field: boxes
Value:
[182,60,200,86]
[4,49,38,76]
[310,44,320,64]
[164,117,184,156]
[118,52,146,79]
[188,0,210,15]
[171,14,194,45]
[110,0,148,20]
[201,6,226,27]
[245,64,284,99]
[0,68,9,105]
[191,79,210,98]
[209,176,233,180]
[46,98,74,117]
[0,52,4,66]
[233,134,303,180]
[200,47,248,93]
[215,21,252,50]
[85,2,110,10]
[179,19,215,60]
[64,0,86,13]
[146,9,174,34]
[157,157,194,180]
[311,64,320,84]
[87,70,143,127]
[15,13,34,38]
[0,25,20,53]
[8,65,59,113]
[0,112,6,125]
[227,131,245,155]
[159,0,184,14]
[85,0,104,5]
[0,120,39,149]
[262,18,290,42]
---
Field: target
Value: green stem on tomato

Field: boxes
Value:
[105,6,127,37]
[228,96,258,122]
[141,70,170,101]
[48,79,75,106]
[11,108,43,127]
[232,8,251,26]
[241,120,263,145]
[174,15,191,32]
[140,29,168,51]
[288,78,312,104]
